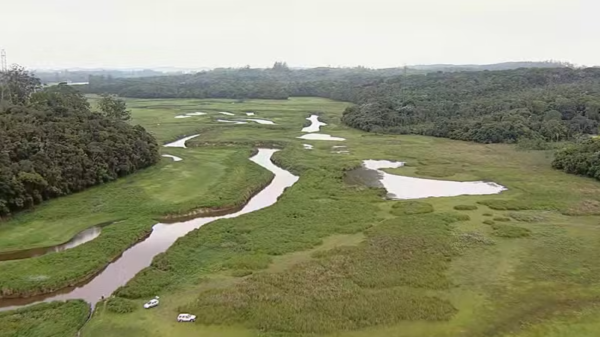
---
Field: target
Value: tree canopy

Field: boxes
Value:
[0,67,159,216]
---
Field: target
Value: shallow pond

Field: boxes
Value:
[163,135,200,148]
[302,115,326,133]
[217,119,248,124]
[161,154,183,162]
[352,160,506,199]
[0,149,299,312]
[298,133,346,141]
[245,119,275,125]
[303,144,313,150]
[0,221,118,262]
[174,115,192,119]
[218,111,235,116]
[246,112,255,116]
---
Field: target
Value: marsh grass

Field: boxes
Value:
[181,214,462,333]
[454,205,478,211]
[0,147,273,298]
[106,297,138,314]
[6,97,600,337]
[0,300,89,337]
[490,223,531,238]
[391,201,434,215]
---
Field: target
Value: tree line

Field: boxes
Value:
[0,66,159,216]
[84,65,600,144]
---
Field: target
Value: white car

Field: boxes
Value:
[143,298,159,309]
[177,313,196,322]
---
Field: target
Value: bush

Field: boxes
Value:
[483,213,493,217]
[454,205,478,211]
[106,297,138,314]
[483,220,495,225]
[508,213,545,222]
[453,214,471,221]
[490,224,531,238]
[391,201,434,216]
[0,300,89,337]
[493,217,511,222]
[478,200,532,211]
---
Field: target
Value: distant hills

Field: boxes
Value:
[410,61,574,72]
[32,61,577,84]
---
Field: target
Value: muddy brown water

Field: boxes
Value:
[0,149,298,312]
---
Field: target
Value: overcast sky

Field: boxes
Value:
[1,0,597,69]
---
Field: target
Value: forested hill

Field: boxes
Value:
[340,67,600,143]
[0,67,160,216]
[84,64,600,144]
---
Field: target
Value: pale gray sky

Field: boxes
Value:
[1,0,597,69]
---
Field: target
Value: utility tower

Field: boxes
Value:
[1,49,6,72]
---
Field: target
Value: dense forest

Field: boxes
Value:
[0,66,160,216]
[340,67,600,143]
[85,64,600,144]
[552,138,600,180]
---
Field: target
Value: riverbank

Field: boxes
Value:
[0,147,273,300]
[0,300,89,337]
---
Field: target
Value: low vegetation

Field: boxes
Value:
[0,300,89,337]
[105,297,138,314]
[508,212,546,222]
[0,147,273,298]
[490,223,531,238]
[454,205,478,211]
[178,214,461,334]
[493,217,511,222]
[390,201,434,215]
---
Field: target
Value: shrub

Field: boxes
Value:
[483,213,493,217]
[391,201,434,216]
[106,297,138,314]
[493,217,511,222]
[509,213,545,222]
[478,200,532,211]
[453,214,471,221]
[454,205,478,211]
[483,220,495,225]
[490,224,531,238]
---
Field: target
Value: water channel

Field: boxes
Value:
[0,149,299,311]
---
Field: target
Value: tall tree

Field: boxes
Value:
[97,93,131,121]
[0,65,41,106]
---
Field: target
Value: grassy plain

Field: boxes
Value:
[3,97,600,337]
[82,97,600,337]
[0,300,89,337]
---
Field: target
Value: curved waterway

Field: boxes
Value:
[0,149,299,312]
[302,114,326,133]
[163,135,199,148]
[0,221,118,262]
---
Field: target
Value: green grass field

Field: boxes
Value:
[3,97,600,337]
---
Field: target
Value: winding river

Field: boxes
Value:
[0,148,299,312]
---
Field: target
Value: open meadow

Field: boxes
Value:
[2,97,600,337]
